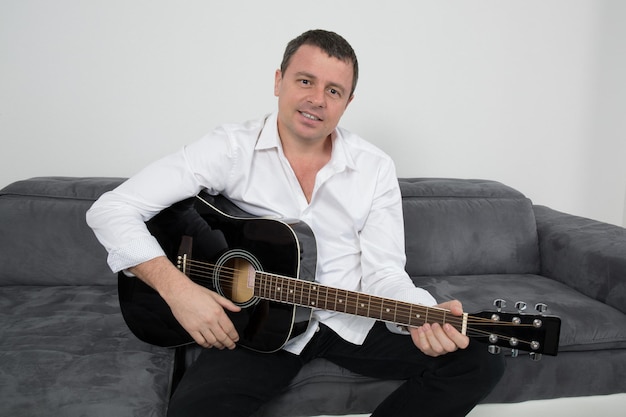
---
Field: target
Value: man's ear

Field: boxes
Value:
[274,69,283,97]
[346,94,355,109]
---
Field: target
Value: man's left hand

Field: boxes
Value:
[409,300,470,357]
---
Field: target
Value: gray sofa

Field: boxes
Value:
[1,176,625,416]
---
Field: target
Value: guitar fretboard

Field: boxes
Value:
[254,272,466,333]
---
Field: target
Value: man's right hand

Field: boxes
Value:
[129,256,241,349]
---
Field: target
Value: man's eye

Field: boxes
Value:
[329,88,342,98]
[300,79,310,85]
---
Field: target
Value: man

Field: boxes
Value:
[87,29,504,417]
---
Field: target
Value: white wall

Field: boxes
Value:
[1,0,625,226]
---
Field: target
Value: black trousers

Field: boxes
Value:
[168,321,505,417]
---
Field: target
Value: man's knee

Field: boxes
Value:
[463,342,506,395]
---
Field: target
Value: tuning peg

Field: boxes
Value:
[515,301,527,313]
[493,299,507,312]
[488,345,501,355]
[530,352,543,361]
[511,349,519,358]
[535,303,548,314]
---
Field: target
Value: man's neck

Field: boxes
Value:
[281,134,333,203]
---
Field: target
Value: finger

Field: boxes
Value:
[444,323,470,349]
[211,325,238,350]
[202,329,228,350]
[190,331,212,348]
[448,300,464,316]
[437,300,463,316]
[213,292,242,313]
[430,323,460,353]
[212,311,239,345]
[220,320,240,345]
[412,324,440,357]
[423,323,447,355]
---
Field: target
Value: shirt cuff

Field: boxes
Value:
[106,236,167,273]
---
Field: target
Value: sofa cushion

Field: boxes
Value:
[0,284,173,417]
[0,177,125,286]
[400,178,540,276]
[414,274,626,353]
[534,205,626,314]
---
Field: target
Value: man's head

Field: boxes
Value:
[280,29,359,98]
[274,30,357,148]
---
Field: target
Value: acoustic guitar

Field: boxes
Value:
[118,192,561,357]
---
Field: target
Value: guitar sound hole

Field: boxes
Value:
[214,250,261,308]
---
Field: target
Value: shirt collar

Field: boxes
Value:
[256,111,357,172]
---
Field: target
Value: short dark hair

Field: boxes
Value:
[280,29,359,97]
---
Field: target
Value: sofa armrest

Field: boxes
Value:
[534,205,626,314]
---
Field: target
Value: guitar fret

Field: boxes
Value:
[392,299,398,323]
[316,284,328,310]
[309,285,317,307]
[396,300,411,325]
[408,304,427,327]
[268,274,275,299]
[323,285,329,310]
[287,277,296,304]
[346,291,357,315]
[300,280,307,306]
[338,290,346,312]
[369,296,380,320]
[355,293,370,318]
[256,273,265,298]
[379,299,392,322]
[276,276,285,302]
[303,281,312,307]
[269,274,276,299]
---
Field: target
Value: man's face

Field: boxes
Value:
[274,44,354,146]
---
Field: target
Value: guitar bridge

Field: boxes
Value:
[176,254,188,275]
[177,235,193,276]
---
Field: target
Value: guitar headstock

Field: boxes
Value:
[469,300,561,358]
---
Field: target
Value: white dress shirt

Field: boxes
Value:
[86,111,436,354]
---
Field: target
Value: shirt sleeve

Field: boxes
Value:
[357,157,438,309]
[86,128,235,273]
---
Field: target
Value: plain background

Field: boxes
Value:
[1,0,625,227]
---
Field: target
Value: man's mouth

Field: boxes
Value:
[300,111,322,121]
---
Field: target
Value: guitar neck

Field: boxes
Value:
[255,272,467,334]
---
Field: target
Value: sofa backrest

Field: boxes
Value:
[0,177,125,286]
[400,178,540,276]
[1,176,540,285]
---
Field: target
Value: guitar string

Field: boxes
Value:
[182,259,536,330]
[181,258,520,325]
[181,258,539,346]
[184,266,533,345]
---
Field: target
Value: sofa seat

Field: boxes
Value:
[418,274,626,353]
[0,177,174,417]
[0,284,174,416]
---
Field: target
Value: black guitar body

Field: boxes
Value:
[118,192,318,352]
[119,193,562,357]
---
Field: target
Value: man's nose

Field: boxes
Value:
[307,86,326,107]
